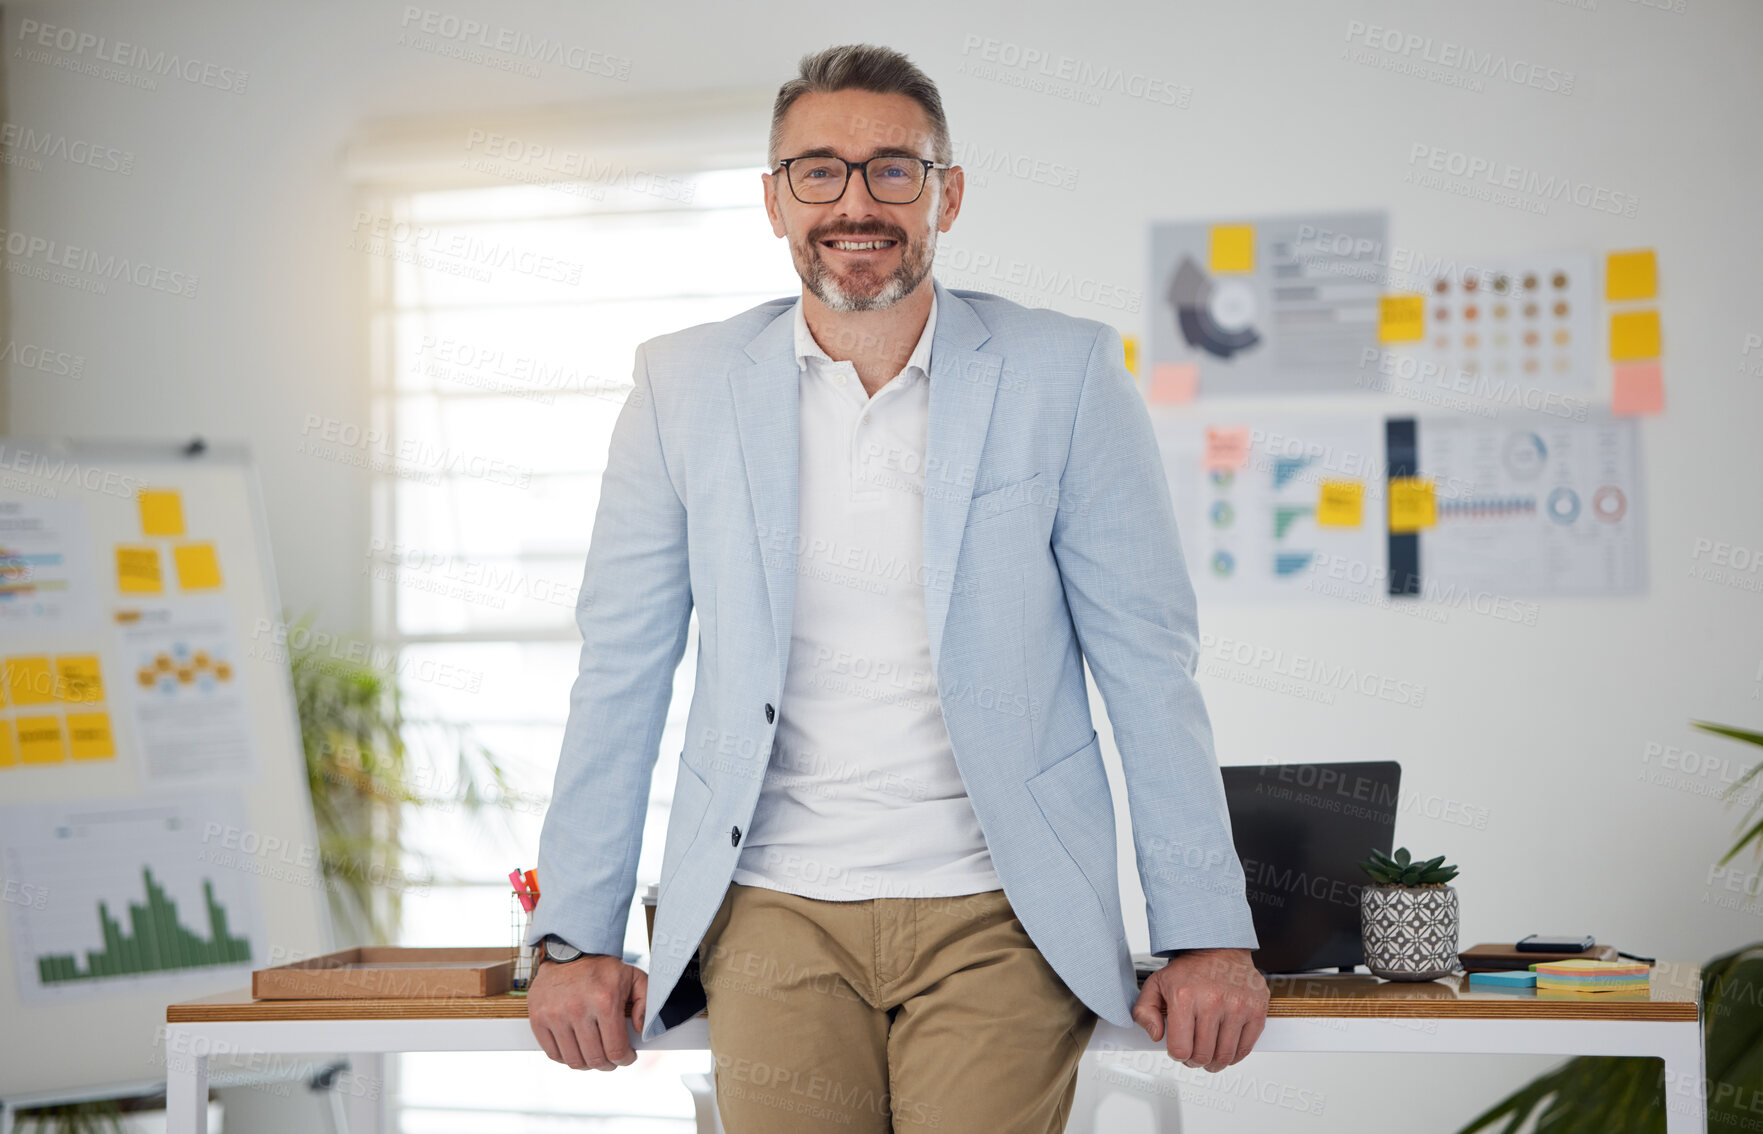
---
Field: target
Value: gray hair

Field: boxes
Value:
[768,44,951,169]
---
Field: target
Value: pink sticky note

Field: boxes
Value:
[1148,362,1199,404]
[1612,361,1663,416]
[1204,426,1252,471]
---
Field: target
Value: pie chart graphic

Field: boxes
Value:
[1168,256,1261,360]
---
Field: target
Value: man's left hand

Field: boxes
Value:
[1131,947,1269,1072]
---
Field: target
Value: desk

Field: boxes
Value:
[163,962,1707,1133]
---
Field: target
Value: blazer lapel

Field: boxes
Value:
[922,279,1003,671]
[725,280,1004,690]
[727,305,800,689]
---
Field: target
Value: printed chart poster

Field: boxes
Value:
[1381,253,1600,407]
[0,495,99,631]
[1148,211,1388,398]
[1409,415,1646,596]
[116,599,258,781]
[1,792,265,1005]
[1155,414,1387,604]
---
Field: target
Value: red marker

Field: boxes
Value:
[509,868,535,912]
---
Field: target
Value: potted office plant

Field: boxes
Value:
[1358,846,1461,981]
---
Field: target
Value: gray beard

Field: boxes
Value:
[795,212,938,312]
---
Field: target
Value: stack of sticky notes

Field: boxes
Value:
[1532,959,1651,993]
[1467,969,1538,989]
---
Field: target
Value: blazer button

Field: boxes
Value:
[764,703,775,723]
[730,825,742,847]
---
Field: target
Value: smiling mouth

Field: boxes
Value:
[821,238,898,252]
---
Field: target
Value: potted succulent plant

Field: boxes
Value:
[1358,846,1461,981]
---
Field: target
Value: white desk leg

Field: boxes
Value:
[1662,1025,1708,1134]
[164,1036,208,1134]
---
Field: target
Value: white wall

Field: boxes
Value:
[8,0,1762,1129]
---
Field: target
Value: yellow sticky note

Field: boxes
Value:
[138,489,185,537]
[1609,310,1661,361]
[6,656,55,706]
[1122,336,1139,377]
[54,655,105,704]
[0,721,16,767]
[1378,294,1426,343]
[66,712,116,761]
[1209,225,1255,274]
[1317,481,1365,528]
[117,545,164,594]
[1389,478,1437,533]
[173,542,223,590]
[1605,250,1657,302]
[16,715,66,764]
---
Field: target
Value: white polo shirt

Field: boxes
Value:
[730,292,1003,901]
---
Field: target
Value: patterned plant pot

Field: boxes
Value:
[1361,884,1459,980]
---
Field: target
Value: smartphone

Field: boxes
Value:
[1516,934,1594,953]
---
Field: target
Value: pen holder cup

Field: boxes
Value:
[511,891,534,990]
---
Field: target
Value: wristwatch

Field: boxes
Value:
[540,935,586,964]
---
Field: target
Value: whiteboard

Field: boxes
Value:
[0,438,331,1100]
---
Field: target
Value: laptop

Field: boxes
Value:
[1219,761,1403,974]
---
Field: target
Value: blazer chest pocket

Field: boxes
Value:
[966,472,1050,528]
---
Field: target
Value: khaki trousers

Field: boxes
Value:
[697,881,1099,1133]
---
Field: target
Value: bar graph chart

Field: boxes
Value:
[2,793,265,1003]
[36,868,252,984]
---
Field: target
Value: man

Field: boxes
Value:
[527,43,1268,1132]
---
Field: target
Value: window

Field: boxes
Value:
[364,164,799,1129]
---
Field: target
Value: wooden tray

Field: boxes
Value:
[252,947,515,1000]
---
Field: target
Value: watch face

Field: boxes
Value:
[545,938,583,963]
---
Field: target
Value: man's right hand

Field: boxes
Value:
[528,953,648,1071]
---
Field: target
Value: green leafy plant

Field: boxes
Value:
[288,611,527,946]
[1359,846,1460,886]
[1457,719,1763,1134]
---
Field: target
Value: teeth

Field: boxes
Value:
[829,240,893,250]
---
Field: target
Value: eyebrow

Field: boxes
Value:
[783,145,929,162]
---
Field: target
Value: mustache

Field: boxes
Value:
[809,222,907,244]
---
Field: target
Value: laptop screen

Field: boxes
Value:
[1220,761,1403,974]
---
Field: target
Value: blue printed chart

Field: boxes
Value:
[1413,416,1646,596]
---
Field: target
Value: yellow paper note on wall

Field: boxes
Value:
[1209,225,1255,273]
[1317,481,1365,528]
[0,722,17,767]
[67,713,116,761]
[6,656,55,706]
[138,489,185,537]
[117,546,163,594]
[55,655,105,704]
[1122,335,1139,377]
[174,542,223,590]
[1378,295,1426,343]
[1609,310,1661,360]
[16,715,66,764]
[1605,250,1657,302]
[1389,478,1437,533]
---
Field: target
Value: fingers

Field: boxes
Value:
[1184,994,1222,1069]
[630,970,648,1034]
[1131,981,1167,1042]
[1205,1015,1247,1073]
[1163,986,1197,1064]
[1238,1008,1267,1060]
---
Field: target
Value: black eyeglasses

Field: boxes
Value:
[774,154,951,205]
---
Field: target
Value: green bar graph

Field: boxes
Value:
[36,867,252,984]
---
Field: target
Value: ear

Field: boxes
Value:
[762,170,787,238]
[936,166,964,233]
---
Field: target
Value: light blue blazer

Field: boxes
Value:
[531,278,1257,1041]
